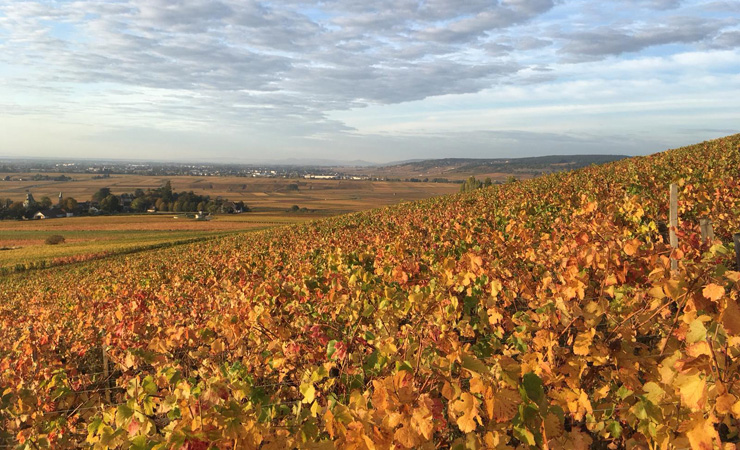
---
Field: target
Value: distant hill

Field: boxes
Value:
[357,154,629,180]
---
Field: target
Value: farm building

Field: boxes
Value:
[34,208,70,219]
[220,201,242,214]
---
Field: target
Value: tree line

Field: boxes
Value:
[125,182,247,213]
[0,181,247,219]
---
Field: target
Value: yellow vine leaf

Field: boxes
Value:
[686,319,707,344]
[450,392,482,433]
[411,397,435,440]
[490,279,503,297]
[726,271,740,282]
[394,423,421,449]
[675,370,707,411]
[573,328,595,356]
[623,239,639,256]
[642,382,665,405]
[491,388,520,423]
[702,283,725,302]
[300,382,316,404]
[683,412,718,450]
[715,393,736,415]
[648,285,665,300]
[686,341,713,359]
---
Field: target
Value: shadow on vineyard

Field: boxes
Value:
[1,135,740,448]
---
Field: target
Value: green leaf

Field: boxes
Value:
[617,386,633,400]
[142,375,158,395]
[513,424,537,445]
[522,372,545,406]
[115,404,134,428]
[130,435,151,450]
[363,350,379,371]
[326,340,338,359]
[87,416,103,439]
[395,360,414,373]
[548,404,564,422]
[310,365,329,382]
[461,354,489,376]
[606,420,622,439]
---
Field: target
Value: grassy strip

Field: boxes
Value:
[0,231,248,276]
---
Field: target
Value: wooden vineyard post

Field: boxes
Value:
[734,233,740,271]
[700,218,714,242]
[102,334,111,403]
[669,184,678,272]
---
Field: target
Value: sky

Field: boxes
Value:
[0,0,738,163]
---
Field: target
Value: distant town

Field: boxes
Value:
[0,159,375,180]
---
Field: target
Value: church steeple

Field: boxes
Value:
[23,192,36,209]
[58,192,63,205]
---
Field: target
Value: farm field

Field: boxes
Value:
[1,135,740,448]
[0,175,459,214]
[0,213,314,272]
[0,179,456,272]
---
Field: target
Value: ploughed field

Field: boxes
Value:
[1,135,740,449]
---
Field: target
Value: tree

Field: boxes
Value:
[131,197,148,213]
[460,176,482,193]
[39,196,52,209]
[62,197,78,212]
[155,198,168,212]
[99,194,120,213]
[160,181,173,202]
[7,202,25,219]
[93,187,111,202]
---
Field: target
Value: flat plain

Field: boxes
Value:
[0,175,458,271]
[0,173,458,212]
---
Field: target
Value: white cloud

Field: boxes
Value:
[0,0,737,161]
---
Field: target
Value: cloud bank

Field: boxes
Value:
[0,0,738,161]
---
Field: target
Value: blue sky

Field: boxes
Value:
[0,0,738,163]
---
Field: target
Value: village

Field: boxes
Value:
[4,184,246,221]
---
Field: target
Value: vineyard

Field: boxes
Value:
[1,134,740,449]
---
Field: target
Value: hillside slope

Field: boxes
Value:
[359,154,628,180]
[1,135,740,448]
